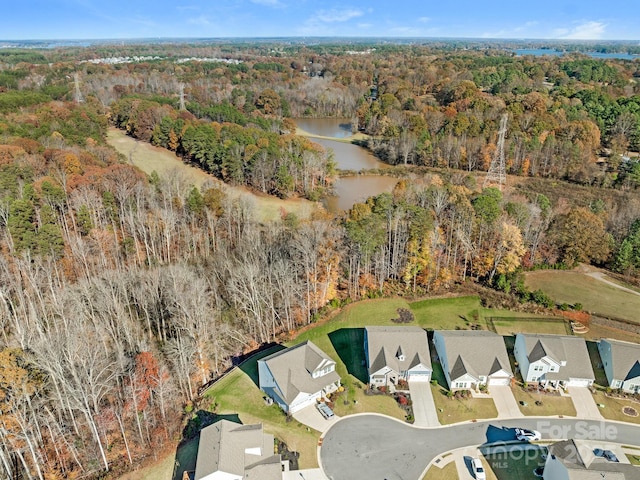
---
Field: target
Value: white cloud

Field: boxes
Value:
[559,21,607,40]
[314,8,364,23]
[357,23,374,29]
[417,17,430,23]
[481,20,542,38]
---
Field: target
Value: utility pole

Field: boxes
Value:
[74,73,84,104]
[178,83,186,111]
[484,113,508,190]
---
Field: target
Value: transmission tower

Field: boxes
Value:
[178,83,186,111]
[73,73,84,104]
[484,113,508,190]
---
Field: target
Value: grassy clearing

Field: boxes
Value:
[524,269,640,324]
[409,296,484,329]
[431,385,498,424]
[510,386,577,417]
[490,318,570,336]
[485,448,545,480]
[116,447,177,480]
[583,322,640,344]
[591,390,640,425]
[106,127,317,223]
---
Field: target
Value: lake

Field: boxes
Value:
[295,118,398,212]
[514,49,639,60]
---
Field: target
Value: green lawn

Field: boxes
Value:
[524,269,640,324]
[409,296,485,329]
[490,318,570,336]
[485,447,546,480]
[431,385,498,424]
[591,390,640,425]
[510,386,577,417]
[626,451,640,465]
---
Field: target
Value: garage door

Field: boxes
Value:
[289,395,318,413]
[408,372,431,382]
[488,376,511,386]
[567,379,591,387]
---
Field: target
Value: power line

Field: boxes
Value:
[484,113,508,190]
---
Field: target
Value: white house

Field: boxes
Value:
[258,341,340,413]
[543,439,638,479]
[194,420,283,480]
[433,330,513,390]
[598,338,640,394]
[364,326,432,388]
[514,334,594,388]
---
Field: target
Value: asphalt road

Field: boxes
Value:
[319,414,640,480]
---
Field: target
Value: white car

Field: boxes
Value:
[472,457,486,480]
[515,428,541,441]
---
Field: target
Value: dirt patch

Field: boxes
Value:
[623,406,638,417]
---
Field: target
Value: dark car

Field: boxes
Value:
[594,448,619,462]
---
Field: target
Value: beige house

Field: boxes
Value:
[194,419,283,480]
[364,326,432,389]
[258,341,340,413]
[433,330,513,390]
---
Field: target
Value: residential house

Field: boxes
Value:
[432,330,513,390]
[543,439,639,479]
[194,419,283,480]
[514,334,594,388]
[364,326,432,389]
[598,338,640,394]
[258,341,340,413]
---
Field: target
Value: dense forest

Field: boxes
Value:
[0,40,640,479]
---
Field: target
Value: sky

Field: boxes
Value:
[2,0,640,41]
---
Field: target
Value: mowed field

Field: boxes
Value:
[106,128,318,223]
[524,267,640,324]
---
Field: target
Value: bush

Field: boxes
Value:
[391,307,415,323]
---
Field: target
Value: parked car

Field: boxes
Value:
[316,402,334,419]
[594,448,619,462]
[515,428,541,441]
[471,457,486,480]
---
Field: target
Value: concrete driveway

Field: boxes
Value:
[491,385,523,418]
[292,404,340,433]
[569,387,603,420]
[409,380,440,426]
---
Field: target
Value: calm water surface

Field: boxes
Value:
[295,118,397,212]
[514,49,638,60]
[295,117,354,138]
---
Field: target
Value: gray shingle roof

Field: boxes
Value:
[194,420,281,480]
[520,334,595,381]
[602,338,640,381]
[548,440,638,479]
[435,330,512,380]
[260,340,340,404]
[365,326,431,376]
